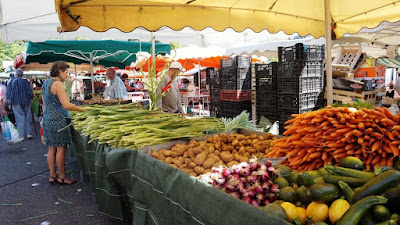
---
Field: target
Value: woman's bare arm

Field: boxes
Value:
[52,81,86,112]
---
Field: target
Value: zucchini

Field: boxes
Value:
[338,156,364,170]
[375,166,394,176]
[323,175,368,187]
[353,170,400,203]
[297,172,316,187]
[325,165,375,179]
[308,183,341,203]
[338,181,355,203]
[382,187,400,210]
[336,196,388,225]
[372,205,391,222]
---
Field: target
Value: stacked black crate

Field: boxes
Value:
[277,43,325,134]
[219,56,252,118]
[207,68,221,117]
[254,62,278,123]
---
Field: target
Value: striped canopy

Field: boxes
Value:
[377,56,400,68]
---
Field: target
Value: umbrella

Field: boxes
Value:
[55,0,400,103]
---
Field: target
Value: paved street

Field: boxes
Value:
[0,135,128,225]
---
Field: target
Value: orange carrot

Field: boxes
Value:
[358,122,365,131]
[390,144,400,157]
[371,141,381,152]
[382,144,392,154]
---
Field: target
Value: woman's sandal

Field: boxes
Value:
[49,176,58,184]
[57,177,76,185]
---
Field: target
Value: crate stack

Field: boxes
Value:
[254,62,278,123]
[207,68,221,117]
[277,43,326,133]
[219,56,252,118]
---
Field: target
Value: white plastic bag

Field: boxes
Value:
[1,121,21,144]
[268,121,280,136]
[388,104,399,116]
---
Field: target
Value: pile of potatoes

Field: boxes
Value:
[150,133,277,176]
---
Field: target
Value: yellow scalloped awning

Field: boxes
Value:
[55,0,400,38]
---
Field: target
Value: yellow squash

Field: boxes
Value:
[297,207,307,225]
[306,202,329,222]
[281,202,298,222]
[329,199,351,224]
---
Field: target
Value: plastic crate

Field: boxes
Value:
[279,44,325,62]
[221,56,251,69]
[277,92,323,111]
[220,67,251,80]
[277,77,324,94]
[220,100,252,118]
[220,79,251,90]
[254,62,278,78]
[256,92,277,107]
[255,76,277,92]
[278,43,304,63]
[220,90,252,101]
[278,61,324,79]
[256,106,278,122]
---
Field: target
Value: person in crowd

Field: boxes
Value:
[157,62,184,113]
[6,69,33,140]
[42,61,87,185]
[135,79,143,91]
[103,68,128,100]
[0,81,7,119]
[121,74,131,92]
[386,81,395,98]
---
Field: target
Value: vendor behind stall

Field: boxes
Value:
[157,62,184,113]
[103,68,128,100]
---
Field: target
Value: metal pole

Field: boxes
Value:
[198,58,201,115]
[325,0,333,104]
[89,53,95,95]
[151,32,156,65]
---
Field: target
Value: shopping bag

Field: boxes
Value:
[1,117,21,144]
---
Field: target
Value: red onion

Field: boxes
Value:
[256,194,265,203]
[225,184,236,192]
[242,196,251,204]
[212,167,223,173]
[240,168,251,176]
[232,165,241,175]
[265,161,272,167]
[251,200,260,207]
[259,165,267,172]
[253,182,264,194]
[222,168,231,177]
[260,171,270,181]
[230,192,241,199]
[263,200,270,206]
[267,166,276,173]
[239,162,249,169]
[268,194,277,202]
[216,177,226,185]
[246,174,259,183]
[250,162,260,171]
[247,190,256,198]
[232,173,240,180]
[262,181,270,190]
[270,184,279,193]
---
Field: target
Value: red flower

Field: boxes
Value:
[162,85,172,92]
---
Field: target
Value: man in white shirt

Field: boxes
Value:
[103,68,128,100]
[157,62,184,113]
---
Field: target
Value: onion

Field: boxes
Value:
[242,196,252,204]
[259,165,267,172]
[251,200,260,207]
[256,194,265,203]
[240,168,251,176]
[250,162,260,171]
[268,194,277,202]
[246,174,259,183]
[247,190,255,198]
[212,167,223,174]
[263,200,270,206]
[262,181,271,190]
[232,165,241,175]
[239,162,249,169]
[252,182,264,194]
[270,184,279,193]
[222,168,231,177]
[265,160,272,167]
[267,166,276,173]
[225,184,236,192]
[216,177,226,185]
[260,171,270,181]
[230,192,241,199]
[231,173,240,180]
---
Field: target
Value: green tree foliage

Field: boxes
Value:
[0,40,27,71]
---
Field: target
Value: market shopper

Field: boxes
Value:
[0,81,6,119]
[6,69,33,140]
[42,61,87,185]
[157,62,184,113]
[103,68,128,100]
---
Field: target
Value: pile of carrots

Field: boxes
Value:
[266,106,400,171]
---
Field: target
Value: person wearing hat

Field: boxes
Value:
[6,69,33,140]
[157,62,184,113]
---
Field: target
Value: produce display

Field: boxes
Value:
[200,160,280,207]
[82,98,130,105]
[268,106,400,171]
[71,104,223,149]
[151,133,277,176]
[265,157,400,225]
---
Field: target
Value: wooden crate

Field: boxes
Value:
[325,89,377,103]
[332,46,363,72]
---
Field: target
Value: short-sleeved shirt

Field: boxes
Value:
[157,75,183,113]
[104,77,128,100]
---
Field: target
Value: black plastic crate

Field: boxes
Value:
[277,92,323,111]
[220,100,252,118]
[279,44,325,62]
[255,76,277,92]
[255,62,278,78]
[256,92,277,107]
[220,79,251,90]
[221,56,251,69]
[277,77,324,94]
[220,67,251,80]
[278,61,324,79]
[256,106,278,122]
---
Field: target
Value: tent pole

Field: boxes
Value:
[89,53,95,95]
[324,0,333,104]
[151,32,156,65]
[198,58,201,115]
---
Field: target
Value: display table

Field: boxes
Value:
[70,127,290,225]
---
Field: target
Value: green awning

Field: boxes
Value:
[377,56,400,68]
[25,40,171,69]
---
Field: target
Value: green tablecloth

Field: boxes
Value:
[70,127,290,225]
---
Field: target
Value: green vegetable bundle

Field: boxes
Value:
[71,104,224,149]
